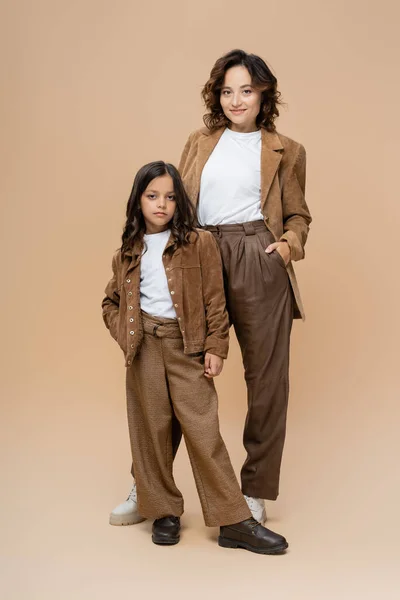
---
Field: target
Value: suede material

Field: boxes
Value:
[178,127,312,319]
[102,229,230,366]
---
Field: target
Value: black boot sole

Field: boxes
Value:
[218,535,288,555]
[152,535,180,546]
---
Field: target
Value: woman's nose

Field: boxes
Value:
[231,92,242,107]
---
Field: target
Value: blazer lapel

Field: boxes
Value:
[260,129,283,210]
[193,127,225,205]
[191,127,283,209]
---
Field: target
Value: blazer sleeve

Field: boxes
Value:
[199,232,230,359]
[101,253,121,342]
[279,144,312,261]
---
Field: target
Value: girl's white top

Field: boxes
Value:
[140,229,177,319]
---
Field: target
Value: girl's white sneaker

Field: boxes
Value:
[244,495,267,523]
[109,483,146,526]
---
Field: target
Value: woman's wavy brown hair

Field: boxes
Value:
[202,49,282,132]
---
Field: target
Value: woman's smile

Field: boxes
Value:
[230,108,247,115]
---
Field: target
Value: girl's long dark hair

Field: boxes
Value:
[121,161,198,258]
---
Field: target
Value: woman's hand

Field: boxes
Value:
[204,353,224,378]
[265,241,291,266]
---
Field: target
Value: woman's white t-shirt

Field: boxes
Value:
[198,127,263,226]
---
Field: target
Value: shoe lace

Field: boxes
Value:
[127,484,137,502]
[249,518,260,530]
[238,517,261,531]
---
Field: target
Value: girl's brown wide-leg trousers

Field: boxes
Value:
[126,312,251,526]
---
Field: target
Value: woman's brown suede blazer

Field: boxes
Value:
[179,126,312,319]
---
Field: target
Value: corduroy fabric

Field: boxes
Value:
[102,229,230,367]
[179,126,312,320]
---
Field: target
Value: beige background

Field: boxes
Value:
[1,1,399,598]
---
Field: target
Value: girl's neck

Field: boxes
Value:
[144,225,170,235]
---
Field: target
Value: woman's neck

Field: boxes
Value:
[228,122,259,134]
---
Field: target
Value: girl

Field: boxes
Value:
[102,161,288,554]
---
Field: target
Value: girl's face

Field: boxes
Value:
[140,174,176,234]
[220,65,261,133]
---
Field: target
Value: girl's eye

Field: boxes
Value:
[147,194,156,199]
[168,195,176,201]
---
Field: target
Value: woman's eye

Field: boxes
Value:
[222,90,231,96]
[243,89,252,95]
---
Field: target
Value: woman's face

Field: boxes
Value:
[220,65,261,133]
[140,174,176,234]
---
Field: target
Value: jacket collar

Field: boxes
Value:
[201,125,283,148]
[124,230,177,270]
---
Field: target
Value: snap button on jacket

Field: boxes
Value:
[102,229,230,366]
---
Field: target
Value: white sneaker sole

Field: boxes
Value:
[109,512,146,526]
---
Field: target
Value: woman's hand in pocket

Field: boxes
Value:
[204,353,224,378]
[265,240,291,265]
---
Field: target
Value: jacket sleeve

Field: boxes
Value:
[279,144,312,261]
[199,232,230,359]
[101,253,120,342]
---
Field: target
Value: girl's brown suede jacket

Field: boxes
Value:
[102,229,229,367]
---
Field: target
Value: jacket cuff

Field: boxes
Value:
[204,337,229,360]
[280,230,304,262]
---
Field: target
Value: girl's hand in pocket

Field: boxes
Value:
[204,353,224,378]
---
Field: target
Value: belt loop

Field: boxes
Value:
[242,222,256,236]
[152,324,161,336]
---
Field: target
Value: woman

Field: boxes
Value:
[110,49,311,530]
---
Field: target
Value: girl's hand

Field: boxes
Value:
[204,353,224,378]
[265,241,291,265]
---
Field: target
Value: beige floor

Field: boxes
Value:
[2,329,398,600]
